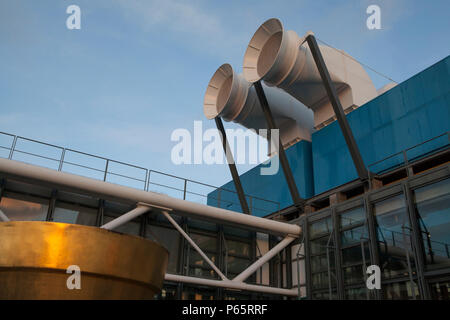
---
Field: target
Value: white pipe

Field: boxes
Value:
[242,18,377,128]
[0,209,10,222]
[0,158,301,237]
[164,273,297,297]
[204,63,314,147]
[161,211,228,281]
[233,235,295,283]
[101,205,150,230]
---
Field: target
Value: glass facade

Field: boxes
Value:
[0,197,48,221]
[302,168,450,300]
[414,179,450,271]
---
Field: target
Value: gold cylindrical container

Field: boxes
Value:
[0,221,168,299]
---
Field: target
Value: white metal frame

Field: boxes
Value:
[0,158,301,297]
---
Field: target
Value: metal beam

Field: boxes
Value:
[215,117,250,214]
[305,34,368,180]
[233,235,296,283]
[254,81,304,207]
[101,205,150,230]
[161,210,228,281]
[165,273,298,297]
[0,209,9,222]
[0,158,301,236]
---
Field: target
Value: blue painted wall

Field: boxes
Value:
[207,140,314,216]
[208,56,450,215]
[313,55,450,194]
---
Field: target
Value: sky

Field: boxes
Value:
[0,0,449,193]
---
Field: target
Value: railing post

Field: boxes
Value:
[58,148,66,171]
[103,159,109,182]
[146,170,152,191]
[8,136,18,160]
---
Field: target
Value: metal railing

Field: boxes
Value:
[368,131,450,177]
[0,131,280,216]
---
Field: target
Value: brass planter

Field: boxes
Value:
[0,221,168,299]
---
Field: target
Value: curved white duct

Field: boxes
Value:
[203,63,314,148]
[242,18,378,129]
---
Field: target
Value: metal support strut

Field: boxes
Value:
[215,117,251,214]
[305,34,368,180]
[254,81,305,207]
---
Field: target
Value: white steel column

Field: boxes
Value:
[165,273,297,297]
[233,235,296,283]
[0,209,9,222]
[162,210,228,281]
[0,158,301,237]
[101,205,150,230]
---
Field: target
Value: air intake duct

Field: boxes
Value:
[242,18,377,129]
[203,63,314,148]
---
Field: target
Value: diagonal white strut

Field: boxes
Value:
[0,158,303,296]
[100,205,150,230]
[233,235,296,283]
[161,210,228,281]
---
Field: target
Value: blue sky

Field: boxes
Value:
[1,0,449,191]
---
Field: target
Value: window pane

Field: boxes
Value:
[343,265,365,285]
[311,255,329,272]
[190,233,217,252]
[345,287,367,300]
[53,206,96,226]
[189,251,216,268]
[383,281,419,300]
[373,195,415,279]
[146,225,180,273]
[226,239,250,257]
[342,245,370,266]
[226,256,251,275]
[340,207,365,228]
[341,225,368,246]
[430,280,450,300]
[0,197,48,221]
[310,217,332,238]
[414,179,450,270]
[310,236,332,255]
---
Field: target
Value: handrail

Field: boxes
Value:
[368,131,449,175]
[0,131,280,215]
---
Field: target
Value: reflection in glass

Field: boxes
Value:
[53,206,96,226]
[340,207,366,228]
[146,225,180,273]
[430,281,450,300]
[309,217,336,293]
[310,217,332,238]
[383,281,419,300]
[414,179,450,270]
[345,287,367,300]
[374,195,416,279]
[226,239,250,257]
[0,197,48,221]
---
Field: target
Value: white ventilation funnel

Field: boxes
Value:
[242,18,377,129]
[203,63,314,148]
